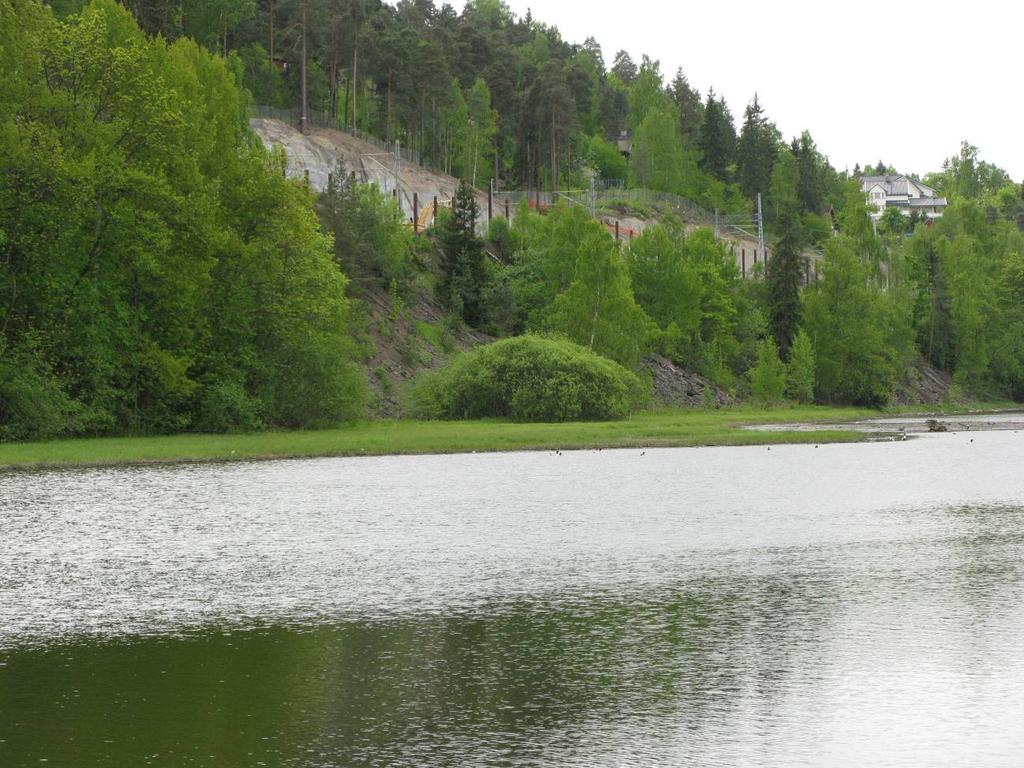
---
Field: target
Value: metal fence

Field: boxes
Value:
[250,104,823,271]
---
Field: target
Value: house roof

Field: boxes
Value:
[884,196,948,209]
[907,196,948,208]
[860,174,939,199]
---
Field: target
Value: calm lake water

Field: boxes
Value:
[2,429,1024,766]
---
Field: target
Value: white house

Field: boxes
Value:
[860,174,947,220]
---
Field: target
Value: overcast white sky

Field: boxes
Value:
[450,0,1024,180]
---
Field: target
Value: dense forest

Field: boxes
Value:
[45,0,854,222]
[2,0,1024,441]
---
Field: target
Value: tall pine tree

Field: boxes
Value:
[736,94,780,201]
[697,88,736,183]
[440,181,487,327]
[792,131,826,214]
[670,67,703,143]
[766,210,804,356]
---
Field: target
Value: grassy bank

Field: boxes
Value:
[0,406,891,470]
[3,403,1019,470]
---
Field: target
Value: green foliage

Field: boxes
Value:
[802,212,832,245]
[491,204,660,368]
[792,131,827,214]
[924,141,1011,201]
[59,0,854,213]
[543,228,658,368]
[582,133,628,183]
[477,257,518,336]
[630,106,699,195]
[906,224,954,369]
[6,0,1024,442]
[503,203,608,331]
[768,149,800,222]
[785,329,816,403]
[626,221,741,382]
[439,180,487,327]
[409,335,648,422]
[184,0,256,54]
[0,341,80,441]
[463,78,498,187]
[991,250,1024,399]
[670,68,703,142]
[413,320,448,353]
[736,94,779,201]
[698,88,736,183]
[237,42,285,107]
[627,55,672,131]
[487,216,513,260]
[900,198,1024,397]
[319,165,414,289]
[766,211,804,355]
[628,106,746,214]
[803,236,913,406]
[878,206,910,238]
[0,0,365,439]
[747,338,786,406]
[192,372,263,433]
[628,221,703,334]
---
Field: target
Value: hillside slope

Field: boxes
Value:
[251,118,490,224]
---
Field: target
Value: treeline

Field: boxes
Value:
[4,0,1024,441]
[0,0,365,440]
[49,0,847,222]
[425,173,1024,411]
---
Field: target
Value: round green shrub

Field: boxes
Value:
[409,335,648,422]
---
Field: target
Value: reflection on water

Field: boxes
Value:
[2,432,1024,766]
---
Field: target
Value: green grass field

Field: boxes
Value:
[0,406,876,469]
[0,403,1016,470]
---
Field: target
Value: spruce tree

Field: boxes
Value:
[792,131,826,214]
[440,181,486,327]
[697,88,736,182]
[670,68,703,142]
[767,210,804,356]
[611,50,637,85]
[736,94,780,201]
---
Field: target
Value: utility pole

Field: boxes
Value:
[299,0,308,135]
[756,192,765,257]
[351,45,358,136]
[391,140,399,207]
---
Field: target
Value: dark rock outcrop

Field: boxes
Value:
[643,355,732,409]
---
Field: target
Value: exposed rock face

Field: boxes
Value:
[359,287,492,419]
[643,355,732,408]
[249,118,488,224]
[894,360,955,405]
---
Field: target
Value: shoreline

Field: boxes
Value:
[0,404,1017,472]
